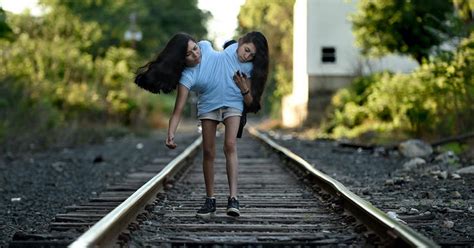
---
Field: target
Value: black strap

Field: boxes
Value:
[237,111,247,138]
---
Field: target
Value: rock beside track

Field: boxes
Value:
[266,131,473,247]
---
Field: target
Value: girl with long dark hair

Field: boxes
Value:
[135,31,269,218]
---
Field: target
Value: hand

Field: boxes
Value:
[233,71,249,93]
[165,135,177,149]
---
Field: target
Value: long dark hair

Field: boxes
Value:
[239,31,269,113]
[134,33,196,94]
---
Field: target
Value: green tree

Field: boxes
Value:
[1,10,136,118]
[1,5,154,138]
[1,1,208,151]
[453,0,474,23]
[351,0,458,64]
[0,7,13,39]
[237,0,295,116]
[40,0,210,58]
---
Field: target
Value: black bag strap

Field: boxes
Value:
[237,111,247,138]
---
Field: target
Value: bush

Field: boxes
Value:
[324,34,474,140]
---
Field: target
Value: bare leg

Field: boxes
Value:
[222,116,241,198]
[201,119,218,197]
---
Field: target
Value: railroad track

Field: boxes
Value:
[9,128,438,247]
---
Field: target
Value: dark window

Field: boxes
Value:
[321,47,336,63]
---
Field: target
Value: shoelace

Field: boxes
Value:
[228,198,238,206]
[205,199,214,208]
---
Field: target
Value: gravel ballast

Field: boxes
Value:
[265,130,473,247]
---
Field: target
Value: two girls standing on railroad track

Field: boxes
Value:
[135,32,269,218]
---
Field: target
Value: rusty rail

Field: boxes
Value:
[69,136,202,247]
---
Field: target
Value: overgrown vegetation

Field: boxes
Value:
[324,33,474,141]
[0,1,207,153]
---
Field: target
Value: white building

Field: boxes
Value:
[282,0,419,127]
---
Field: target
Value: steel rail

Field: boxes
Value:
[69,136,202,248]
[248,127,438,248]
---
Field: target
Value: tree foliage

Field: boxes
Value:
[351,0,462,63]
[0,7,13,39]
[237,0,295,116]
[1,11,139,121]
[453,0,474,23]
[40,0,210,58]
[1,0,208,147]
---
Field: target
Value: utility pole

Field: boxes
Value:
[124,12,142,49]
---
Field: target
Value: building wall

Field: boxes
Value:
[308,0,358,76]
[282,0,309,127]
[307,75,353,124]
[308,75,353,93]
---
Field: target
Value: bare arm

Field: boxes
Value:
[166,84,189,149]
[233,72,253,107]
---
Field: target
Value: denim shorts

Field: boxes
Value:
[198,107,242,122]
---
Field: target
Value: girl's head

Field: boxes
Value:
[160,33,202,68]
[237,31,268,63]
[238,31,269,113]
[185,38,201,67]
[237,41,256,63]
[135,33,199,94]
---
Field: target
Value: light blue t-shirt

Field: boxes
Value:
[179,40,253,116]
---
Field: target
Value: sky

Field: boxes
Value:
[198,0,246,47]
[1,0,246,46]
[0,0,43,16]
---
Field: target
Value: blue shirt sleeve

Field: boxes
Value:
[199,40,213,54]
[179,68,194,90]
[224,42,238,56]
